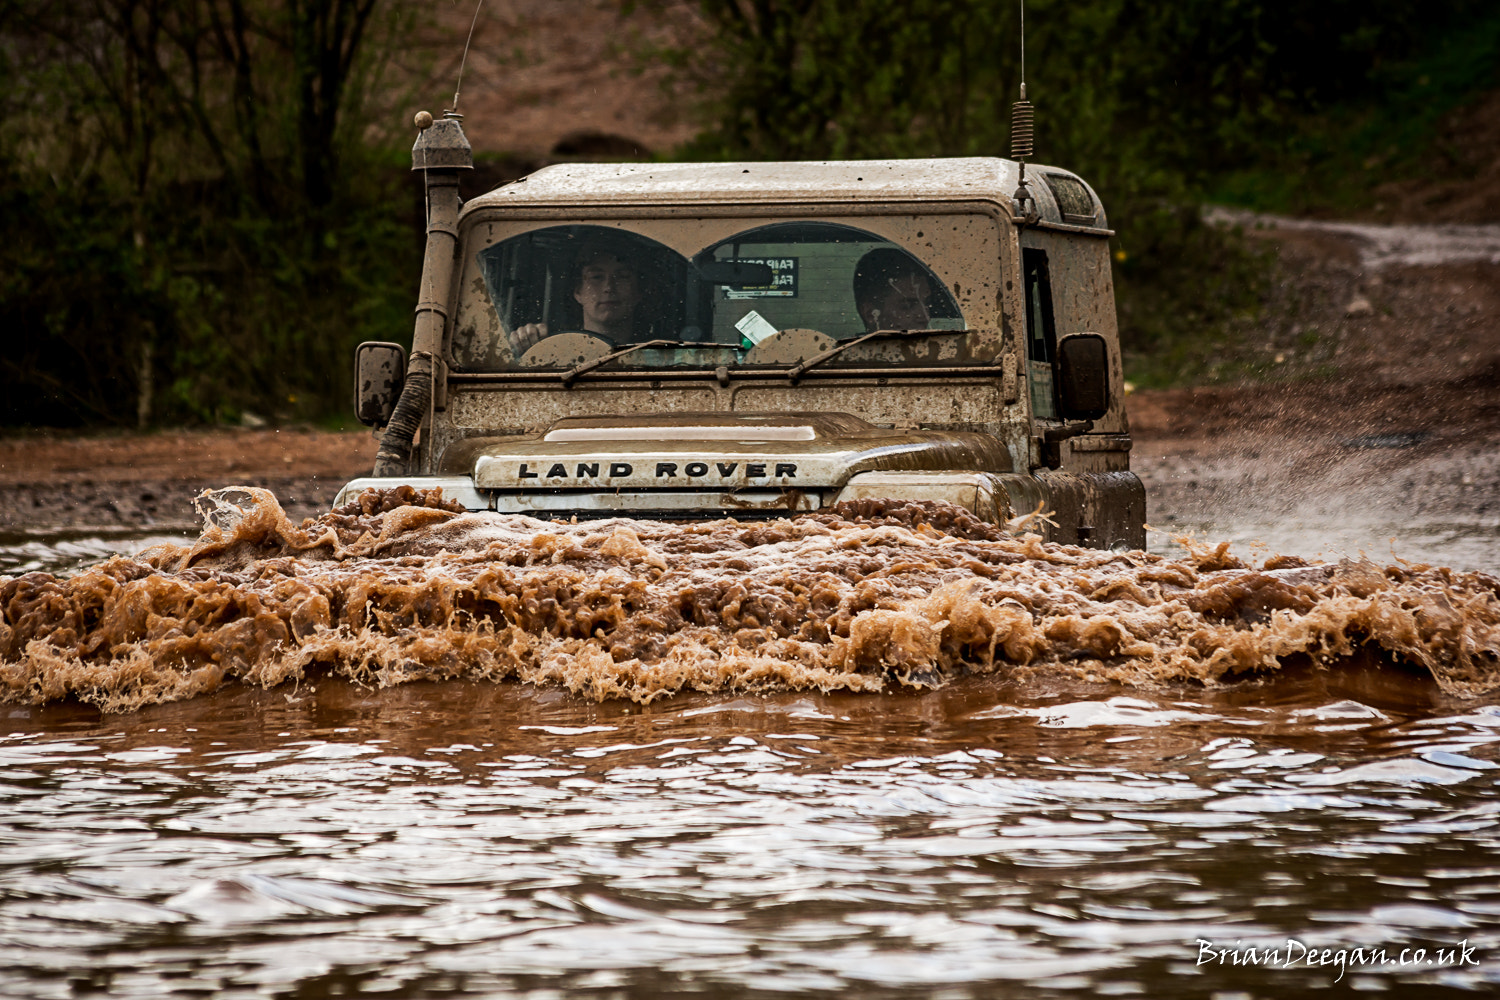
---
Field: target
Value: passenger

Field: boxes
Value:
[853,247,933,332]
[515,246,644,353]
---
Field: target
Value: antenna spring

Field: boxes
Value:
[1010,97,1034,161]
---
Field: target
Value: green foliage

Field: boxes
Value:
[0,155,170,425]
[676,0,1482,170]
[667,0,1488,386]
[1210,6,1500,215]
[1111,206,1272,388]
[0,0,424,428]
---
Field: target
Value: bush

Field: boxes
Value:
[0,0,425,428]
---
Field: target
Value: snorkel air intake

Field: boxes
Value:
[373,111,472,477]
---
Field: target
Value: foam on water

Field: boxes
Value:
[1,486,1497,712]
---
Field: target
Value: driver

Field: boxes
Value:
[853,248,933,332]
[514,245,644,353]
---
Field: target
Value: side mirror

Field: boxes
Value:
[696,260,775,288]
[1055,333,1110,421]
[354,341,406,427]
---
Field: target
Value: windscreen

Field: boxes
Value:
[455,221,970,372]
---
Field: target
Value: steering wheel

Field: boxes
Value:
[517,332,614,367]
[743,328,836,365]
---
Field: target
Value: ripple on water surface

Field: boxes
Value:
[1,488,1497,996]
[2,678,1499,997]
[0,529,193,578]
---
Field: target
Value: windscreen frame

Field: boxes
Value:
[445,203,1014,376]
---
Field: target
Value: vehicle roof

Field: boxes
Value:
[464,157,1106,229]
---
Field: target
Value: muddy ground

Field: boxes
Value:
[0,429,378,533]
[1134,217,1500,538]
[1,225,1496,557]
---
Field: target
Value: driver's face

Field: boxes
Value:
[867,272,931,330]
[574,253,641,330]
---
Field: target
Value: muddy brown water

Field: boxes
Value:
[3,490,1499,997]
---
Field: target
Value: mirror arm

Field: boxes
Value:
[1039,420,1092,470]
[1042,420,1093,443]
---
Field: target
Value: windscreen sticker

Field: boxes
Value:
[723,257,798,299]
[734,310,780,345]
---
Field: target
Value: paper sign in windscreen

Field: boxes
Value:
[723,257,798,299]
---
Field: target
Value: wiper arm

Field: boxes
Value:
[561,340,725,387]
[786,328,947,381]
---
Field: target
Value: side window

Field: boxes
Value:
[1042,173,1099,226]
[1022,247,1058,420]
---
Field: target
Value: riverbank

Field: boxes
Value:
[0,429,378,532]
[2,377,1494,573]
[1133,210,1499,570]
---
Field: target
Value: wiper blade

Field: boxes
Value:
[561,340,725,387]
[786,328,950,381]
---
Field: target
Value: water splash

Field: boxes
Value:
[1,487,1496,712]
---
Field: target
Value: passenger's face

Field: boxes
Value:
[574,253,641,332]
[864,272,932,330]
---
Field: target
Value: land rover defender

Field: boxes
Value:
[341,113,1145,549]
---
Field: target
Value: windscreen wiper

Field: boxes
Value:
[786,328,952,381]
[561,340,725,387]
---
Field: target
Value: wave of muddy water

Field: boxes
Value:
[3,489,1500,997]
[1,487,1498,711]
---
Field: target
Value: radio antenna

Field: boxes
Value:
[449,0,485,116]
[1010,0,1037,223]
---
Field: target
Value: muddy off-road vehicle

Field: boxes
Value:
[340,113,1144,549]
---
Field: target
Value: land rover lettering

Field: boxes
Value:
[646,460,794,480]
[609,463,632,477]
